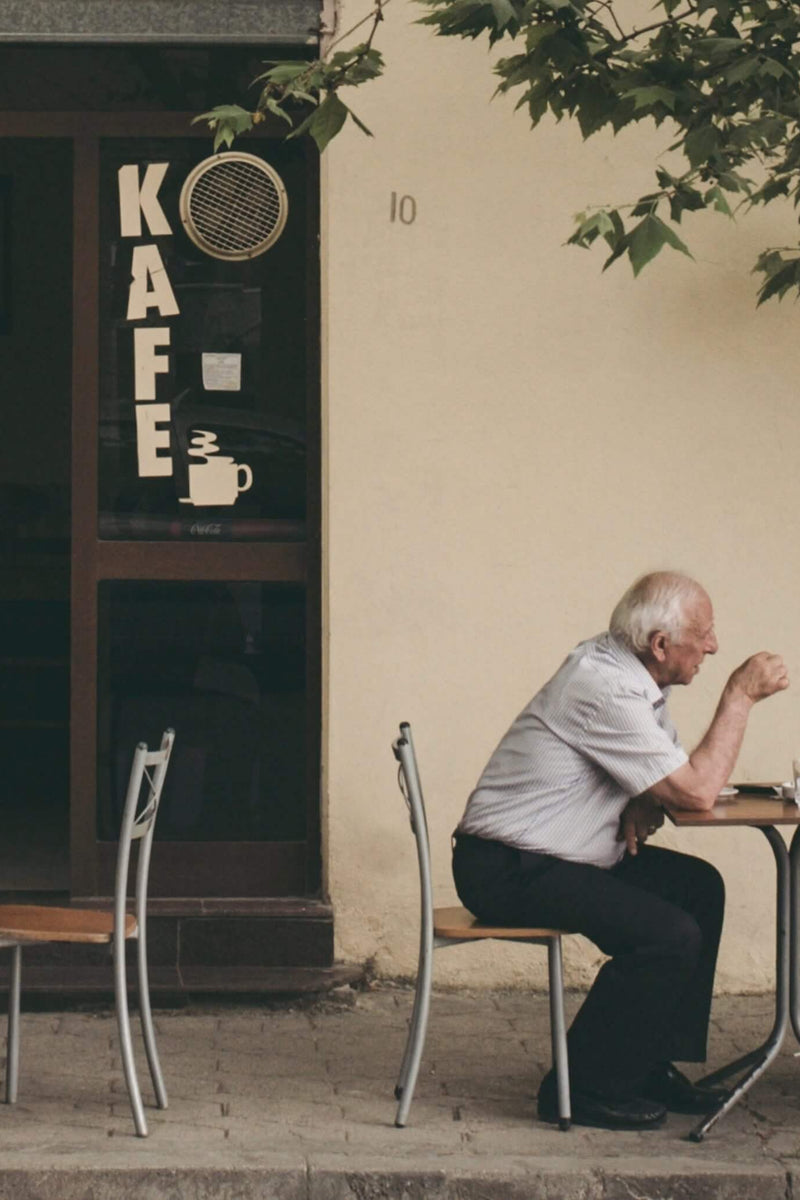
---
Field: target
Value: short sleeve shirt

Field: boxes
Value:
[456,632,688,868]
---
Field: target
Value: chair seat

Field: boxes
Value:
[433,905,564,940]
[0,905,137,945]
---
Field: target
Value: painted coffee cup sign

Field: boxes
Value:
[180,429,253,507]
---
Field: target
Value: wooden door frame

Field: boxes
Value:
[0,112,322,898]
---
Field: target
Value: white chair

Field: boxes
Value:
[0,729,175,1137]
[392,721,571,1129]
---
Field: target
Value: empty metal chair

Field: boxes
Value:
[0,729,175,1137]
[392,721,571,1130]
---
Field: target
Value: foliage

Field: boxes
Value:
[197,0,800,302]
[415,0,800,301]
[194,3,386,154]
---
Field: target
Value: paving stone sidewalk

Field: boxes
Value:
[0,984,799,1198]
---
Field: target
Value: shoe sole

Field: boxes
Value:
[539,1109,667,1131]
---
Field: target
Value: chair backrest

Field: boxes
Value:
[393,723,434,951]
[113,729,175,949]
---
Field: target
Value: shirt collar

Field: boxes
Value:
[604,632,670,709]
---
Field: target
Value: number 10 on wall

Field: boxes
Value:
[390,192,417,225]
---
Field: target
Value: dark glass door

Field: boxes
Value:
[0,117,320,902]
[0,138,73,892]
[77,124,321,898]
[78,130,320,897]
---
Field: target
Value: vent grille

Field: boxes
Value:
[179,152,289,261]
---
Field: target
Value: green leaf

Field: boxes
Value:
[755,258,800,305]
[489,0,519,31]
[725,56,759,84]
[602,233,630,272]
[630,193,661,218]
[753,177,791,204]
[705,185,733,215]
[717,170,751,193]
[571,79,618,138]
[524,20,558,51]
[264,97,294,126]
[619,86,677,112]
[761,57,792,80]
[567,208,616,246]
[693,36,743,55]
[627,214,692,276]
[194,107,251,131]
[683,124,719,168]
[192,105,255,150]
[657,217,694,260]
[296,93,349,152]
[257,62,310,85]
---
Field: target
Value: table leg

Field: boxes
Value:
[689,824,789,1141]
[789,825,800,1044]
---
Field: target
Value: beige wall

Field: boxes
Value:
[322,0,800,991]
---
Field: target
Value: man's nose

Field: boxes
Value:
[707,631,719,654]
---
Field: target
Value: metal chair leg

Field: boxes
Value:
[547,936,571,1131]
[137,928,167,1109]
[394,939,433,1127]
[394,929,427,1101]
[114,939,148,1137]
[6,945,21,1105]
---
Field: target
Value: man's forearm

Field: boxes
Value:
[681,686,754,806]
[651,686,754,811]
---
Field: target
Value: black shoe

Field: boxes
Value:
[641,1062,727,1115]
[537,1072,667,1131]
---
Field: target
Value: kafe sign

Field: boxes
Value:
[116,162,253,508]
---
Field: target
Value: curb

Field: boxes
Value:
[0,1160,791,1200]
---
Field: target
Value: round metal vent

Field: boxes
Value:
[179,152,289,261]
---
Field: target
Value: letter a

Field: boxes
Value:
[127,245,179,319]
[118,163,172,238]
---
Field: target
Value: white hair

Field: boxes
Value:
[609,572,705,655]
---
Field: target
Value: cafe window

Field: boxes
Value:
[97,580,307,843]
[97,137,309,542]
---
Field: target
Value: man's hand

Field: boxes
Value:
[618,793,665,856]
[726,652,789,703]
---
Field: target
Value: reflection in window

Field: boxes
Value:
[97,581,307,842]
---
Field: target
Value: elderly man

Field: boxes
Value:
[453,572,788,1130]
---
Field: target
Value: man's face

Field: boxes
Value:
[661,592,718,686]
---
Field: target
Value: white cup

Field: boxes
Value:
[186,459,253,507]
[792,759,800,806]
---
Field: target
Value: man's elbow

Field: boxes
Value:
[662,772,719,811]
[671,786,718,812]
[654,770,719,812]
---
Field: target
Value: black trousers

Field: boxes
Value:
[452,833,725,1098]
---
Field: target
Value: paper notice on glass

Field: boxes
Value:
[202,352,242,392]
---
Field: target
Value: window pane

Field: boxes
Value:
[97,137,310,541]
[97,581,307,842]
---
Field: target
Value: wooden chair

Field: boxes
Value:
[0,729,175,1137]
[392,722,571,1130]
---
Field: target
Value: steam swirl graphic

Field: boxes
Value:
[187,429,220,461]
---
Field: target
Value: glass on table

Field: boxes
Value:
[791,759,800,805]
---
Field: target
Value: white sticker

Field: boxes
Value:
[202,352,242,392]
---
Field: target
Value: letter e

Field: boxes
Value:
[135,403,173,477]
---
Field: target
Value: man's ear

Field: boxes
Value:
[649,631,669,663]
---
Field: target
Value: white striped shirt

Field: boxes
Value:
[457,632,688,869]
